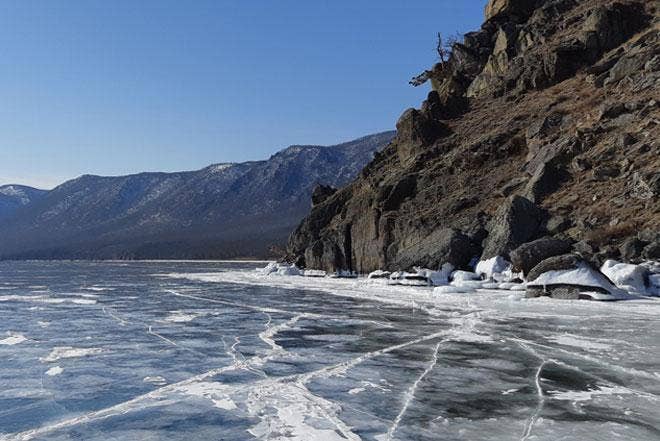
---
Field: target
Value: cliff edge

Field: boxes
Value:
[287,0,659,273]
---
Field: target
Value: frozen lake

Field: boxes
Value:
[1,261,659,440]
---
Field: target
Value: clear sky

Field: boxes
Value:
[0,0,485,189]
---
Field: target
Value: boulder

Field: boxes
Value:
[394,228,480,271]
[481,196,542,259]
[527,253,581,282]
[510,237,572,275]
[526,254,625,300]
[395,108,448,156]
[619,237,646,262]
[524,160,569,202]
[643,242,660,260]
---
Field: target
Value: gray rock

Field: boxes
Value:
[619,237,646,262]
[510,237,572,275]
[481,195,542,259]
[643,242,660,260]
[526,285,581,299]
[592,165,620,181]
[527,253,581,282]
[545,215,571,234]
[394,228,480,271]
[524,160,568,202]
[638,229,660,243]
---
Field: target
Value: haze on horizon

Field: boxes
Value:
[0,0,484,189]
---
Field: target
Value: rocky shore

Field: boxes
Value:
[286,0,659,299]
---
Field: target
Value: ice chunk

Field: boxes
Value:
[45,366,63,376]
[367,270,391,279]
[451,270,480,282]
[475,256,511,280]
[433,285,476,294]
[303,269,326,278]
[600,260,649,295]
[412,264,454,286]
[258,262,302,276]
[329,270,357,278]
[390,271,429,286]
[451,280,486,289]
[163,311,200,323]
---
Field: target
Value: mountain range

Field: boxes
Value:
[0,131,394,259]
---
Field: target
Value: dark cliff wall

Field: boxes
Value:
[287,0,660,273]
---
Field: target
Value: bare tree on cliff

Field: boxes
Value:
[410,32,460,87]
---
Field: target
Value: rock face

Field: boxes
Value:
[0,132,394,260]
[481,196,541,259]
[287,0,659,272]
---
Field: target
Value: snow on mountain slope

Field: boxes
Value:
[0,131,395,259]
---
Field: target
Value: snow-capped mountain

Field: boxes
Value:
[0,185,47,220]
[0,131,395,259]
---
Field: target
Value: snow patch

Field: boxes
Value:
[475,256,511,280]
[548,385,631,402]
[45,366,63,376]
[0,333,27,345]
[163,311,200,323]
[451,270,480,282]
[175,382,237,410]
[40,346,107,362]
[601,260,650,295]
[549,334,611,351]
[143,376,167,386]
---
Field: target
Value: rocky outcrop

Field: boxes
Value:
[311,185,337,206]
[481,196,542,259]
[287,0,659,273]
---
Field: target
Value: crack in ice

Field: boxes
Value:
[386,342,442,441]
[517,342,547,441]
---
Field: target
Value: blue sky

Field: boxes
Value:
[0,1,485,189]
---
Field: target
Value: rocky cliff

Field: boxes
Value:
[287,0,659,273]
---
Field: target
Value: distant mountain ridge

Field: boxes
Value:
[0,185,47,220]
[0,131,395,259]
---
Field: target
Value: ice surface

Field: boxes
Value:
[1,261,659,441]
